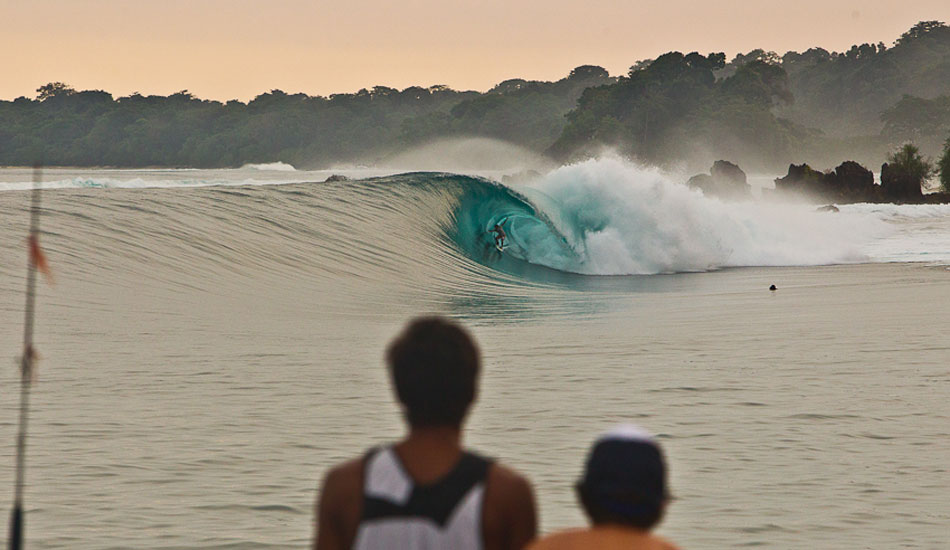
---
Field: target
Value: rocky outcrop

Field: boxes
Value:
[832,161,876,199]
[686,173,714,191]
[773,160,950,203]
[324,174,349,182]
[774,163,827,196]
[774,161,881,202]
[686,160,751,200]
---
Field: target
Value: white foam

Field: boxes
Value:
[241,162,297,171]
[0,167,401,192]
[525,158,895,275]
[840,202,950,220]
[0,176,303,191]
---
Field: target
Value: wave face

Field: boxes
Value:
[450,159,891,275]
[2,159,947,285]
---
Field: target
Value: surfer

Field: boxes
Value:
[490,218,508,250]
[313,317,537,550]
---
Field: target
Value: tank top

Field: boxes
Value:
[352,446,493,550]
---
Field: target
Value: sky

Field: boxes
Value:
[3,0,949,102]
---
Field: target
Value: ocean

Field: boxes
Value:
[0,160,948,549]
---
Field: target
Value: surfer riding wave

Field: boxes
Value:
[490,218,508,250]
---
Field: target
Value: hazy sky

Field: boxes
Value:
[3,1,949,101]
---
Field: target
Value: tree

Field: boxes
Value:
[568,65,609,81]
[628,59,652,75]
[882,143,934,198]
[881,94,950,142]
[896,21,947,46]
[938,138,950,192]
[887,143,934,179]
[731,49,781,67]
[36,82,75,101]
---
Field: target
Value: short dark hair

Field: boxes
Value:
[386,317,480,427]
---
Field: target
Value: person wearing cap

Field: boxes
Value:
[526,425,679,550]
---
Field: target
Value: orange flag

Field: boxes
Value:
[28,234,53,284]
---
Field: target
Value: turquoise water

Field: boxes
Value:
[0,163,948,548]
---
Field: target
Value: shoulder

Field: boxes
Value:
[314,457,366,550]
[316,458,365,532]
[481,461,537,549]
[320,457,364,501]
[485,462,533,498]
[653,534,681,550]
[526,527,681,550]
[524,529,585,550]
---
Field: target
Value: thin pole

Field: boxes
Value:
[9,164,42,550]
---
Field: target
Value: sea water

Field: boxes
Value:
[0,161,947,549]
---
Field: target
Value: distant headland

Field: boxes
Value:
[2,20,950,194]
[688,148,950,205]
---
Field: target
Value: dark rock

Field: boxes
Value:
[832,161,876,198]
[774,163,828,197]
[324,174,349,182]
[816,204,840,212]
[711,160,747,187]
[775,161,880,203]
[922,191,950,203]
[686,160,751,200]
[774,160,949,204]
[686,173,715,191]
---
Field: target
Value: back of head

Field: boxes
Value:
[386,316,481,428]
[575,424,669,531]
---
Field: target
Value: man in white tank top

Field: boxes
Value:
[314,317,537,550]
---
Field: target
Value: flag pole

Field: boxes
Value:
[9,164,43,550]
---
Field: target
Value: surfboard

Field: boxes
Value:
[495,243,506,252]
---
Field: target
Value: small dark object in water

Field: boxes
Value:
[769,284,777,291]
[324,174,349,182]
[816,204,839,213]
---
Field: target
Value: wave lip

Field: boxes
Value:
[452,158,893,276]
[241,162,297,171]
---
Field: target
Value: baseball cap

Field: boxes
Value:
[576,424,669,525]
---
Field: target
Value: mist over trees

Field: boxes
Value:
[2,21,950,172]
[547,52,806,170]
[0,84,477,168]
[939,139,950,192]
[777,21,950,139]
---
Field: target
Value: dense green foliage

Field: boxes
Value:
[939,138,950,192]
[886,143,934,185]
[0,67,610,168]
[2,22,950,170]
[549,52,808,170]
[401,66,614,151]
[0,84,476,168]
[880,94,950,157]
[776,21,950,137]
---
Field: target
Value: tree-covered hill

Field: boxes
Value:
[776,21,950,137]
[2,22,949,170]
[547,52,809,171]
[0,66,611,169]
[547,21,950,170]
[0,84,477,168]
